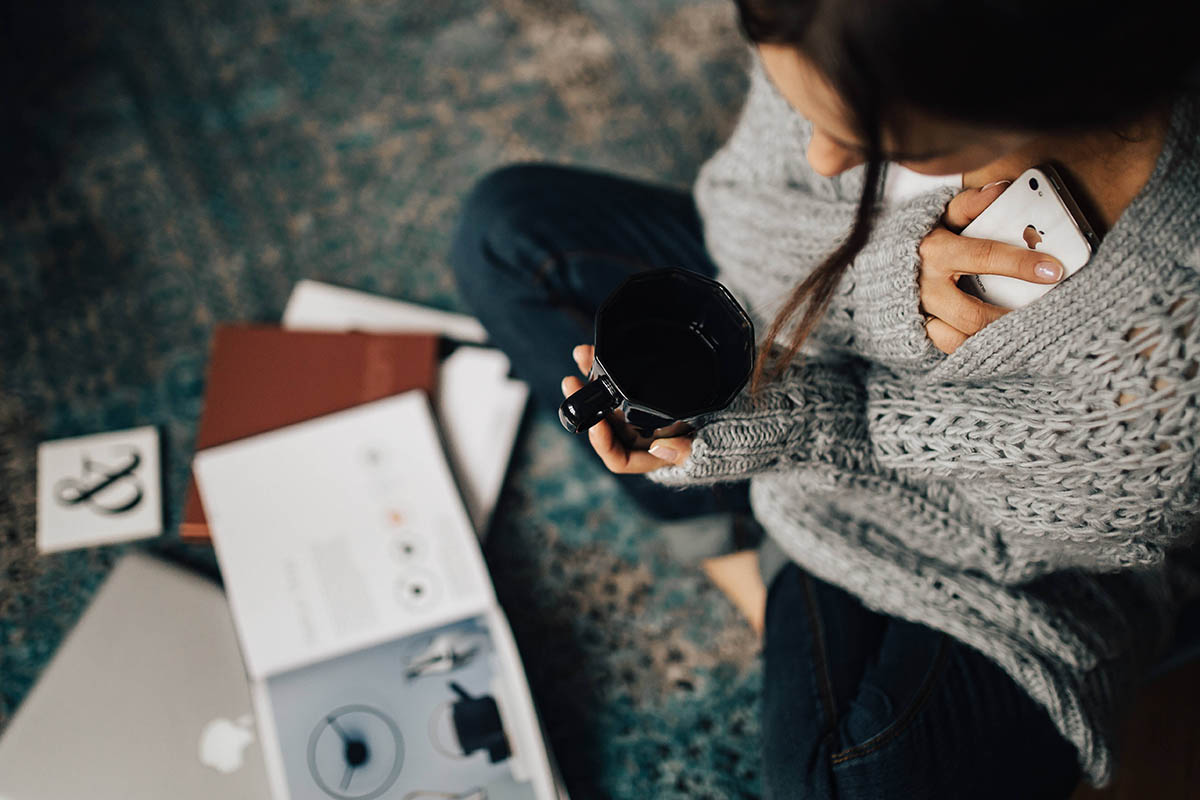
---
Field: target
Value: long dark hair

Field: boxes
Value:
[735,0,1198,390]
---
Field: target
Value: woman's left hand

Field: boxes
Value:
[561,344,694,473]
[918,181,1065,354]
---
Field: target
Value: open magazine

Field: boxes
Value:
[195,393,561,800]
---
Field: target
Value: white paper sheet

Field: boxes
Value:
[36,426,162,553]
[436,346,529,535]
[283,279,489,342]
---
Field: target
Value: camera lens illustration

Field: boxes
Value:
[307,705,404,800]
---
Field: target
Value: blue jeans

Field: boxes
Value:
[450,164,1081,799]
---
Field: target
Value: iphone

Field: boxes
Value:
[958,165,1100,309]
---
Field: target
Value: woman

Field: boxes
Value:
[451,0,1200,796]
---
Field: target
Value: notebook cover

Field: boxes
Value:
[180,324,438,542]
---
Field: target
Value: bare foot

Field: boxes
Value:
[701,550,766,635]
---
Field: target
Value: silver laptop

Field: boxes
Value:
[0,553,271,800]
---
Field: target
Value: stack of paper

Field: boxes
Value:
[282,281,529,539]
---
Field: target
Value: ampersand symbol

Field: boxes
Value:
[54,449,144,514]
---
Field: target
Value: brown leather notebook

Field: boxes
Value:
[180,324,439,542]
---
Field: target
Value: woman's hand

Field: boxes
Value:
[918,180,1065,354]
[560,344,694,473]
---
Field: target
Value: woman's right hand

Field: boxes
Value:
[560,344,694,473]
[918,180,1065,354]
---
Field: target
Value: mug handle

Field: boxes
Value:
[559,376,620,434]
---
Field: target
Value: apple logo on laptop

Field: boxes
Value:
[199,714,256,774]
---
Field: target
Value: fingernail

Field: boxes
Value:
[1035,261,1063,282]
[649,443,677,463]
[560,377,571,396]
[980,179,1011,192]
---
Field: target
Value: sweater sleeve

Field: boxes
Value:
[649,356,871,486]
[652,327,1200,561]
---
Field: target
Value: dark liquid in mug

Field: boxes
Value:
[606,320,722,414]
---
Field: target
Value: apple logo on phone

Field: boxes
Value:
[199,714,256,774]
[1022,224,1045,250]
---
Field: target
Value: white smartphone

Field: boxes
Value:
[958,165,1100,309]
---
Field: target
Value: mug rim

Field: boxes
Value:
[593,267,755,419]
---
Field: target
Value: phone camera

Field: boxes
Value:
[1029,177,1039,190]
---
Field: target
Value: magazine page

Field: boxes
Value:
[195,392,494,679]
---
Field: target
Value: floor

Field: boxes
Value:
[1,2,760,797]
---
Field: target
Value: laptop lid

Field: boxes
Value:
[0,552,270,800]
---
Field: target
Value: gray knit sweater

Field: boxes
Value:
[652,60,1200,785]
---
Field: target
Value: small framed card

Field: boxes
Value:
[36,426,163,553]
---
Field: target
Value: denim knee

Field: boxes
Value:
[449,163,559,310]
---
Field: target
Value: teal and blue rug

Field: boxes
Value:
[0,1,758,795]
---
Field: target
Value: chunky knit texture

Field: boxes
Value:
[651,60,1200,785]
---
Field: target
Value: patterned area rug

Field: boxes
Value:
[0,0,758,796]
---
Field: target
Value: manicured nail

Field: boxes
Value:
[1035,261,1063,282]
[649,443,677,463]
[980,179,1011,192]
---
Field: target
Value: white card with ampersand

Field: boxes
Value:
[36,426,163,553]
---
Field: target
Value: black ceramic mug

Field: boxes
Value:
[558,268,755,449]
